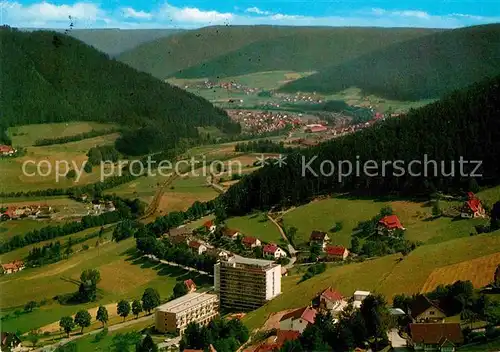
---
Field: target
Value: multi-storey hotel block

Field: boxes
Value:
[214,256,281,311]
[155,291,219,335]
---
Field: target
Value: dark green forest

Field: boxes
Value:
[169,27,436,79]
[220,75,500,215]
[281,24,500,100]
[0,26,240,154]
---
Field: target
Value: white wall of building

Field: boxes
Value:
[265,265,282,300]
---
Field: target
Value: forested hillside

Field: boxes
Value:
[220,75,500,215]
[171,27,439,79]
[118,26,438,80]
[281,24,500,100]
[67,28,184,56]
[0,27,240,154]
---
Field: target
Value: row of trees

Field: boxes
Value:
[181,318,249,352]
[1,195,146,254]
[26,227,107,267]
[58,286,160,336]
[0,174,137,199]
[34,128,120,146]
[220,75,500,217]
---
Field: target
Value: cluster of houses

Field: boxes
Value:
[164,221,288,264]
[256,288,465,352]
[309,231,350,261]
[0,204,53,221]
[1,260,25,275]
[0,144,17,157]
[227,110,304,134]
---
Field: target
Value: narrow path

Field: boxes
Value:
[144,254,214,277]
[266,214,296,269]
[141,173,179,220]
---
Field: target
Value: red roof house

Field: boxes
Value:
[255,330,301,352]
[279,307,317,333]
[184,279,197,292]
[222,228,240,239]
[203,220,216,232]
[378,215,405,234]
[263,244,286,259]
[325,245,349,261]
[242,236,261,248]
[0,145,15,156]
[461,192,486,218]
[1,260,25,274]
[188,241,207,255]
[318,287,347,313]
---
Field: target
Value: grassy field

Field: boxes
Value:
[225,213,282,244]
[243,231,500,331]
[421,252,500,293]
[281,196,489,248]
[0,133,119,193]
[8,122,117,147]
[1,235,211,333]
[459,338,500,351]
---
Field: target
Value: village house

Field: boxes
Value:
[255,330,301,352]
[279,306,317,333]
[263,244,287,259]
[206,248,231,261]
[203,220,217,234]
[461,192,486,219]
[0,145,16,156]
[408,323,464,352]
[1,260,25,275]
[378,215,405,235]
[410,295,446,323]
[310,231,330,249]
[325,245,349,261]
[353,290,371,309]
[222,228,240,240]
[184,279,197,293]
[105,201,116,212]
[317,287,347,316]
[305,125,328,133]
[189,241,207,255]
[242,236,261,249]
[1,332,22,351]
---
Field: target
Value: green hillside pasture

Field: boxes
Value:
[225,212,282,244]
[9,122,117,147]
[243,231,500,331]
[0,134,119,193]
[281,197,488,248]
[0,237,211,333]
[0,225,114,263]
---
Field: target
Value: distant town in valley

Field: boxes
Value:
[1,2,500,352]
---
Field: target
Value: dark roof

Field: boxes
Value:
[310,230,327,241]
[410,323,464,345]
[410,295,445,318]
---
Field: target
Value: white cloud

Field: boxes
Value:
[0,1,498,29]
[159,3,233,24]
[245,7,271,15]
[121,7,152,20]
[371,8,430,20]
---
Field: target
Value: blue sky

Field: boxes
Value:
[1,0,499,29]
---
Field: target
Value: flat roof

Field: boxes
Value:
[230,255,275,267]
[156,292,217,314]
[354,290,371,296]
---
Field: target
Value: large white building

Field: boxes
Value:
[214,256,281,311]
[155,292,219,335]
